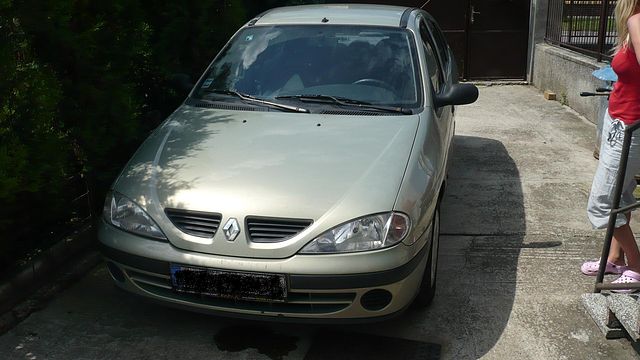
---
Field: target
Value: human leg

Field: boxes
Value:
[608,213,631,265]
[612,223,640,272]
[585,113,640,273]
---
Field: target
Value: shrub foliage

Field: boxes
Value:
[0,0,329,273]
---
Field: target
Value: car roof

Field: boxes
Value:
[253,4,411,27]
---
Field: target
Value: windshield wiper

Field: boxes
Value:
[203,89,309,113]
[276,94,412,115]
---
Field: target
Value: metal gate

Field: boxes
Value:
[424,0,531,80]
[343,0,531,80]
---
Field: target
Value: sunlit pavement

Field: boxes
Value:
[0,85,638,359]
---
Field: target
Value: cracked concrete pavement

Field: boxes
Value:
[0,85,638,359]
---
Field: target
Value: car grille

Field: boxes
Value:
[245,216,313,243]
[125,268,354,314]
[165,208,222,238]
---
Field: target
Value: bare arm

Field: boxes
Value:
[629,13,640,65]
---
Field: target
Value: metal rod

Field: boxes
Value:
[596,0,610,62]
[611,201,640,215]
[543,0,615,62]
[594,128,634,293]
[628,119,640,132]
[596,282,640,290]
[567,0,574,44]
[545,0,553,40]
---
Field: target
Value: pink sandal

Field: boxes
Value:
[580,259,627,276]
[611,270,640,293]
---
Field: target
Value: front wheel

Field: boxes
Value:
[413,207,440,308]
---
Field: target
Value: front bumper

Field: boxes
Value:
[98,220,431,321]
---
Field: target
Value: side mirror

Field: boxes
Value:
[435,83,479,108]
[169,73,194,93]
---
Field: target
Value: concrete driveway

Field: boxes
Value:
[0,85,638,359]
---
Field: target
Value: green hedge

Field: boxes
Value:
[0,0,329,274]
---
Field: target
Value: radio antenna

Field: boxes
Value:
[420,0,432,9]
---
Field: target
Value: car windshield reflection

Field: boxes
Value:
[193,25,421,108]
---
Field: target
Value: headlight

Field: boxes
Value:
[299,212,410,254]
[103,191,166,240]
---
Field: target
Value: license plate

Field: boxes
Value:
[170,264,287,302]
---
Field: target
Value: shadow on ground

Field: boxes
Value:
[0,135,526,360]
[209,135,527,359]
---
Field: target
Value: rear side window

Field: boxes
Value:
[427,19,450,70]
[419,22,444,94]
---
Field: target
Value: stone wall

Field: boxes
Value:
[532,43,610,127]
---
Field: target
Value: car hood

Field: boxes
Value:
[114,105,419,258]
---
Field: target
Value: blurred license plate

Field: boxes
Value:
[170,264,287,302]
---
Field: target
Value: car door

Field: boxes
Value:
[425,16,457,166]
[392,16,453,250]
[418,16,455,173]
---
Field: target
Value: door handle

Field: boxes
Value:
[471,5,481,24]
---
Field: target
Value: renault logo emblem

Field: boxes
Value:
[222,218,240,241]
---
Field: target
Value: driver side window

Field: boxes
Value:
[419,21,444,94]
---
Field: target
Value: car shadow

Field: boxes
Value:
[204,134,529,359]
[80,134,527,359]
[314,134,529,359]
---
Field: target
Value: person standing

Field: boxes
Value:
[582,0,640,290]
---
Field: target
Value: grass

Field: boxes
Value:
[562,17,615,32]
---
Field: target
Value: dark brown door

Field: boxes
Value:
[467,0,530,79]
[422,0,468,79]
[425,0,530,80]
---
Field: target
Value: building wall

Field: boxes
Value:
[528,0,548,81]
[532,43,609,150]
[529,0,611,127]
[532,43,609,125]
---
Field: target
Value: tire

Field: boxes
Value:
[413,206,440,308]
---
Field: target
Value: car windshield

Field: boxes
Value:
[192,25,420,108]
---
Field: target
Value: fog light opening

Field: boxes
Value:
[360,289,392,311]
[107,261,126,283]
